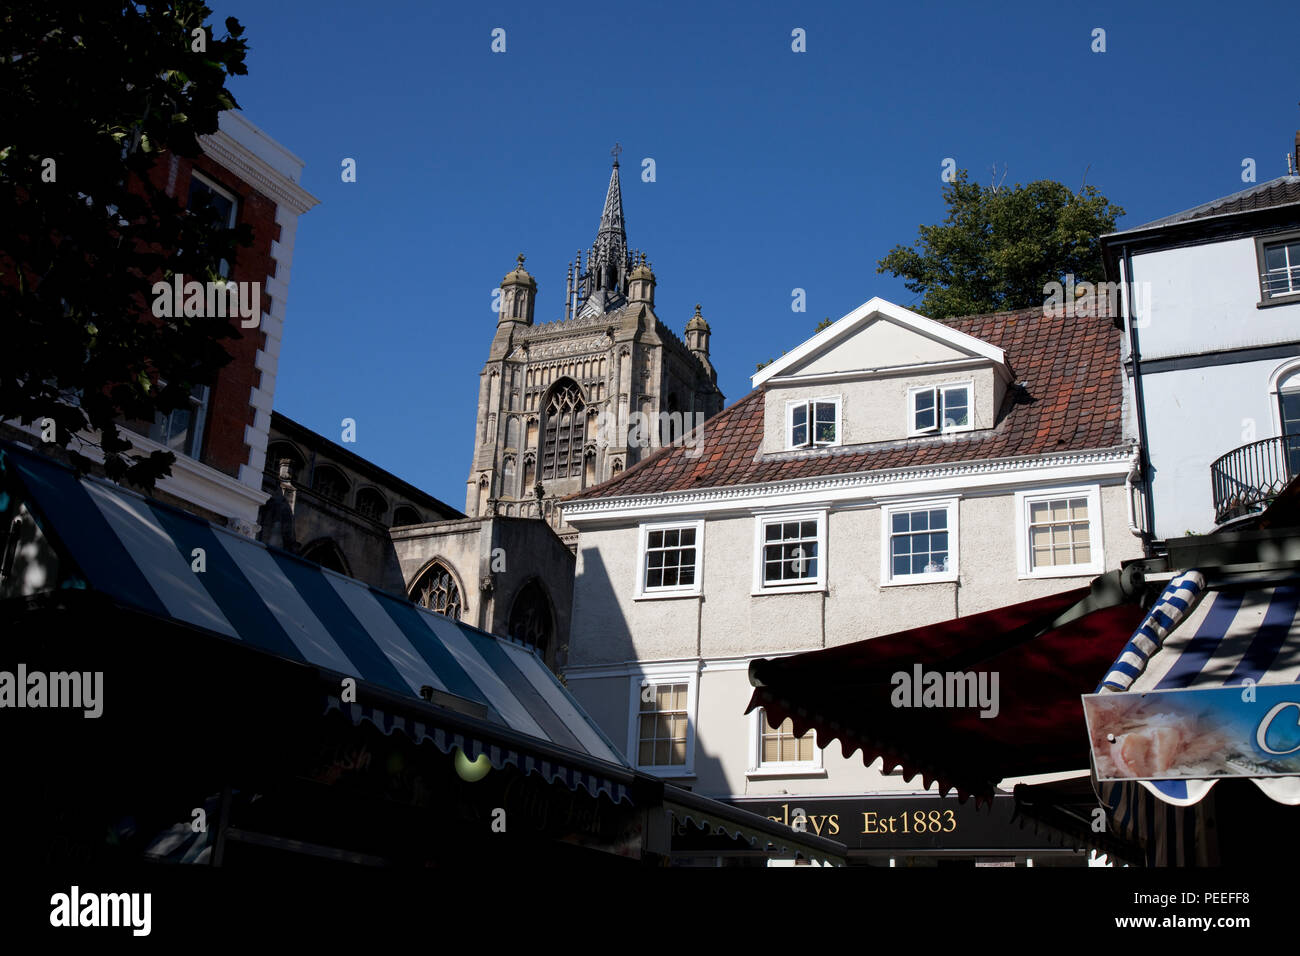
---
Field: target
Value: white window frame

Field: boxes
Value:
[908,381,974,437]
[188,170,239,278]
[634,518,705,600]
[1015,485,1104,579]
[1256,230,1300,306]
[747,707,825,778]
[879,496,960,586]
[752,509,827,595]
[1268,358,1300,439]
[785,396,842,450]
[123,380,209,460]
[626,663,699,778]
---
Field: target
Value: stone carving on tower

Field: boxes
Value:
[465,148,725,546]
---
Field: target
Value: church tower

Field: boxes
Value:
[466,149,726,546]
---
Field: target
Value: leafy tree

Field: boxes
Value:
[877,169,1125,319]
[0,1,250,487]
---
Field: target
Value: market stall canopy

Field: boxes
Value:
[747,582,1151,805]
[1095,570,1300,809]
[0,441,632,803]
[0,441,848,866]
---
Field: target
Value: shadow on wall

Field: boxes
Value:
[569,547,636,666]
[569,547,737,802]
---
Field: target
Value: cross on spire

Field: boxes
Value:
[611,142,623,166]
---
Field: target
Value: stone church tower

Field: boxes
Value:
[466,153,725,544]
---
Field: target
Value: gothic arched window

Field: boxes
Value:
[302,539,349,575]
[541,379,585,480]
[507,579,553,658]
[412,562,463,620]
[392,505,421,527]
[265,441,304,478]
[312,465,348,502]
[355,488,388,522]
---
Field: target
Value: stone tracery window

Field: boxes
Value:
[507,579,553,657]
[413,562,463,620]
[312,465,348,502]
[541,379,585,479]
[355,487,388,522]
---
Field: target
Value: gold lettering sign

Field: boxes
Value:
[861,809,956,835]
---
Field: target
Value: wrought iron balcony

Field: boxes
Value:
[1210,434,1300,525]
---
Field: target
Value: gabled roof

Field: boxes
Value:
[567,303,1125,504]
[1112,175,1300,235]
[750,296,1006,388]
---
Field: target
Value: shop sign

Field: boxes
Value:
[1084,683,1300,782]
[727,795,1065,851]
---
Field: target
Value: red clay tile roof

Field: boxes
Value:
[567,304,1126,502]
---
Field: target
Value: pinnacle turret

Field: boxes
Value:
[573,147,633,317]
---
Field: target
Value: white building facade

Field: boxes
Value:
[562,297,1145,864]
[1103,162,1300,539]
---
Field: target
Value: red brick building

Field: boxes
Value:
[6,111,319,534]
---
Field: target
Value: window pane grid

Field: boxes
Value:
[638,682,688,767]
[889,508,951,577]
[790,401,837,447]
[762,519,818,585]
[760,712,815,764]
[941,386,969,428]
[644,525,698,590]
[1028,496,1091,568]
[1263,241,1300,297]
[914,389,936,431]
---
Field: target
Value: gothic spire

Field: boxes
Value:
[592,156,628,287]
[576,147,633,317]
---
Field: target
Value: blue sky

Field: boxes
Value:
[211,0,1299,509]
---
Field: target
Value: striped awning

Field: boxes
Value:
[0,442,632,803]
[1095,571,1300,809]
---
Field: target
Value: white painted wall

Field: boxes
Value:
[1122,238,1300,537]
[762,366,999,451]
[1142,356,1300,536]
[1129,240,1300,360]
[566,480,1141,799]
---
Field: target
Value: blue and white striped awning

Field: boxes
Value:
[0,442,632,803]
[1097,571,1300,810]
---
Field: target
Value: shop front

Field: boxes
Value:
[727,794,1084,866]
[1036,525,1300,866]
[741,568,1162,864]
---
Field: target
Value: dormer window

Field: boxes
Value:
[786,397,840,449]
[909,383,972,436]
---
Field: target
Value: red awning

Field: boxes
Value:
[747,586,1150,806]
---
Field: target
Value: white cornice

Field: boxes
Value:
[197,125,319,216]
[6,420,267,525]
[563,446,1136,522]
[564,649,815,681]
